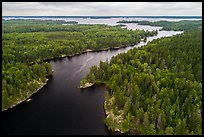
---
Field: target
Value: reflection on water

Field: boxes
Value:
[74,55,94,76]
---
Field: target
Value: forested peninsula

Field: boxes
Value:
[116,20,202,31]
[2,19,157,111]
[80,29,202,135]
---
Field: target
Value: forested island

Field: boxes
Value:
[80,29,202,135]
[2,19,157,111]
[116,20,202,31]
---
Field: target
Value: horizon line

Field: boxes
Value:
[2,15,202,18]
[3,15,202,16]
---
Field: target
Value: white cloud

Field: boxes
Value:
[2,2,202,16]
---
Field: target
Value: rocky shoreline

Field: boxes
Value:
[2,70,53,112]
[2,78,50,112]
[79,81,126,134]
[79,82,95,89]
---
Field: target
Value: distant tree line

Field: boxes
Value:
[116,20,202,31]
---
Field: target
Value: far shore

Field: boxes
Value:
[29,43,138,65]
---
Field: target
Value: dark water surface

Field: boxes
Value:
[1,19,182,135]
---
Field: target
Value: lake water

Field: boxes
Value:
[2,17,183,135]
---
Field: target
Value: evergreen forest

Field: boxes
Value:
[80,29,202,135]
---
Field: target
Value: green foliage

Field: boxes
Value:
[2,62,51,110]
[2,19,156,111]
[82,29,202,135]
[117,20,202,31]
[164,126,174,135]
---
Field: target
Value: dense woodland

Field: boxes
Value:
[117,20,202,31]
[2,19,157,111]
[3,18,202,135]
[80,29,202,135]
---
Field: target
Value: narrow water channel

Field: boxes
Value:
[1,21,182,135]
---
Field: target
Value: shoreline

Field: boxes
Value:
[79,82,124,134]
[79,82,94,89]
[2,43,137,112]
[2,76,51,112]
[3,42,141,112]
[79,81,110,90]
[80,81,140,135]
[30,43,138,65]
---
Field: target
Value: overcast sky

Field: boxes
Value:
[2,2,202,16]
